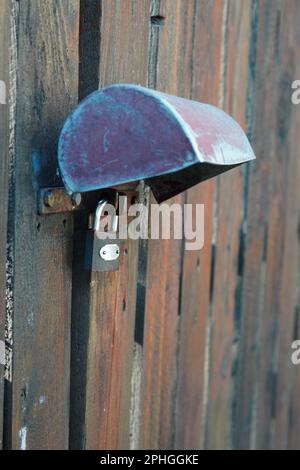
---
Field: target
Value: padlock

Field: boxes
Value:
[84,199,120,272]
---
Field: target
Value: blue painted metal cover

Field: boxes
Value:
[58,84,255,202]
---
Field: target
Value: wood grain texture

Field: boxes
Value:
[0,0,299,451]
[139,0,195,450]
[87,0,149,448]
[0,0,11,450]
[252,1,287,448]
[234,0,274,449]
[174,0,223,450]
[10,0,79,449]
[70,0,151,450]
[234,0,297,450]
[206,0,252,450]
[263,0,300,450]
[276,2,300,449]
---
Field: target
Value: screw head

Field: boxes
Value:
[71,192,82,207]
[43,190,55,208]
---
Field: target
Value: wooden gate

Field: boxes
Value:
[0,0,300,450]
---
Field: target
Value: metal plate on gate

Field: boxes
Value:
[99,244,120,261]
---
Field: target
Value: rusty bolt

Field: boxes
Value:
[71,192,82,207]
[43,190,55,208]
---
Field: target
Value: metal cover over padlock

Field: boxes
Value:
[58,84,255,203]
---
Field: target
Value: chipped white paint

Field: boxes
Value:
[129,343,142,450]
[27,310,35,327]
[0,340,5,365]
[19,426,27,450]
[39,395,46,405]
[0,80,6,104]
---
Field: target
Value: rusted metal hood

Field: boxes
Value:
[58,84,255,202]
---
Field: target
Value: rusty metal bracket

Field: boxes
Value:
[37,185,139,215]
[38,187,83,215]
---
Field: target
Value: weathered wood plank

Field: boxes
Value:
[206,0,252,450]
[231,0,300,450]
[238,0,300,450]
[278,2,300,446]
[275,58,300,445]
[234,0,281,450]
[70,0,151,450]
[252,1,287,448]
[139,0,196,450]
[174,0,224,450]
[69,0,102,449]
[10,0,79,449]
[0,0,11,450]
[268,0,300,450]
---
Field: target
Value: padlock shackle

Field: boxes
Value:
[93,199,118,233]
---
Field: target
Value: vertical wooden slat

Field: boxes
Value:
[267,0,300,450]
[174,0,223,450]
[139,0,196,450]
[277,2,300,448]
[234,0,287,450]
[275,11,300,440]
[232,0,300,450]
[70,0,151,450]
[90,0,150,449]
[234,0,273,449]
[205,0,252,450]
[10,0,79,449]
[251,1,287,448]
[69,0,102,449]
[0,0,11,449]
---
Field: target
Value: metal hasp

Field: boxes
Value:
[58,84,255,203]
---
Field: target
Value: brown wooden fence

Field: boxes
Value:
[0,0,300,450]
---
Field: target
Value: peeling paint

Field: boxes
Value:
[0,340,5,365]
[0,80,6,104]
[26,310,35,327]
[19,426,27,450]
[39,395,47,405]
